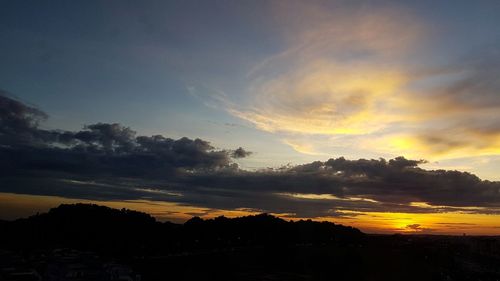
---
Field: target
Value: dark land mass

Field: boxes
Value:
[0,204,499,281]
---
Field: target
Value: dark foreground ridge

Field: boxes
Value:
[0,203,364,253]
[1,204,499,281]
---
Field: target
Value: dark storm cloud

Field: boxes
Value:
[0,91,51,146]
[1,93,500,218]
[0,93,238,177]
[174,158,500,216]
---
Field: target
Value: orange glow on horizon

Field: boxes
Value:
[2,192,499,235]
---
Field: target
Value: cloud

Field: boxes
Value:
[0,93,239,179]
[220,3,500,161]
[0,91,50,146]
[282,139,325,155]
[405,224,421,231]
[364,52,500,160]
[231,147,252,158]
[2,93,500,220]
[409,50,500,157]
[230,3,423,136]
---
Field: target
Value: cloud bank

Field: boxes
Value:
[1,93,500,219]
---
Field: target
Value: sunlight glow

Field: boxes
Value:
[2,192,500,235]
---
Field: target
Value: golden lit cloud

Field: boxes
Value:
[233,3,422,137]
[227,2,500,163]
[277,192,379,203]
[366,129,500,160]
[234,62,409,135]
[282,139,326,155]
[228,4,420,145]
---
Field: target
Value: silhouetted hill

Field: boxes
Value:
[0,203,363,255]
[1,204,500,280]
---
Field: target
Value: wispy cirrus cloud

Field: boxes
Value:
[225,2,500,162]
[232,3,422,136]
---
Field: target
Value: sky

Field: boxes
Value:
[1,0,500,234]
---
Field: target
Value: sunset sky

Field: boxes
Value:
[1,0,500,234]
